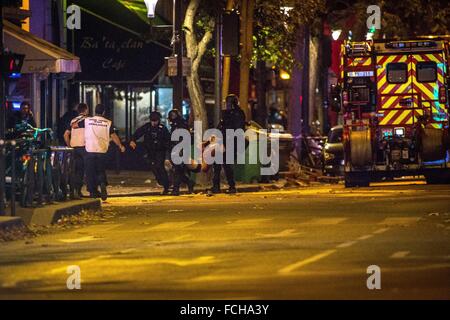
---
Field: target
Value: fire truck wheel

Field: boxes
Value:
[420,128,445,162]
[344,172,370,188]
[350,129,372,167]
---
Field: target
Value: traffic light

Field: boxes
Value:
[1,53,25,79]
[222,11,240,56]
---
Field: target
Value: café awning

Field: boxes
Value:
[3,20,81,74]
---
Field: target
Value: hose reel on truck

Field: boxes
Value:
[420,128,446,162]
[349,128,373,167]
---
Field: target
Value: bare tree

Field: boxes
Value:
[184,0,215,130]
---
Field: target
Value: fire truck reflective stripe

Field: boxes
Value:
[379,110,401,125]
[377,55,392,66]
[349,56,372,66]
[381,96,400,110]
[380,110,402,125]
[381,95,398,106]
[387,101,415,125]
[412,83,440,115]
[392,109,411,124]
[424,53,444,63]
[437,68,445,83]
[415,81,436,99]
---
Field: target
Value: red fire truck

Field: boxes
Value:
[335,38,450,187]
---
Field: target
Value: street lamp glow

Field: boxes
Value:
[280,70,290,80]
[281,6,293,15]
[144,0,159,18]
[332,29,342,41]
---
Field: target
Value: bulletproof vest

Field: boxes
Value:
[222,108,245,131]
[144,124,168,152]
[170,117,188,133]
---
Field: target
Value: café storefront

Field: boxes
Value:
[67,0,173,140]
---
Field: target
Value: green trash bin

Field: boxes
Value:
[233,134,262,183]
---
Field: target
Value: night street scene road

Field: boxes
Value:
[1,0,450,311]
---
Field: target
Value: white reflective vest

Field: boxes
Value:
[69,115,87,147]
[84,116,112,153]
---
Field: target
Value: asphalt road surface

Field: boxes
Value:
[1,182,449,299]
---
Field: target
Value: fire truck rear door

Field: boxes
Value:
[376,53,415,126]
[410,52,448,128]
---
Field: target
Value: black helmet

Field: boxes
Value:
[168,109,181,120]
[225,94,239,110]
[150,111,162,121]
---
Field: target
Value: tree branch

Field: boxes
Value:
[193,19,214,71]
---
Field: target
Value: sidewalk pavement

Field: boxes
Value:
[103,170,309,197]
[0,216,25,232]
[0,198,101,230]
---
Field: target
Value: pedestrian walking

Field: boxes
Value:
[129,111,171,195]
[73,104,126,200]
[64,103,89,199]
[168,109,195,196]
[212,94,246,194]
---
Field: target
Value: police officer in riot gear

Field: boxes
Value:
[212,94,246,194]
[130,111,171,195]
[168,109,195,196]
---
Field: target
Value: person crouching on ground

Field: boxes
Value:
[168,109,195,196]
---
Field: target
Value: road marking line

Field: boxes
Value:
[373,227,390,234]
[336,241,357,248]
[379,217,420,226]
[76,223,122,233]
[147,221,198,230]
[48,255,217,274]
[278,249,336,274]
[390,251,410,259]
[358,234,374,240]
[300,218,348,225]
[227,218,272,226]
[256,229,300,238]
[59,236,101,243]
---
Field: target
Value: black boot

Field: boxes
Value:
[227,186,237,194]
[211,185,221,194]
[100,183,108,201]
[187,181,195,194]
[90,191,100,199]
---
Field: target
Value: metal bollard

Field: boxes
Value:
[0,140,4,216]
[10,140,16,217]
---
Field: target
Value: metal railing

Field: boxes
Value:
[0,135,75,216]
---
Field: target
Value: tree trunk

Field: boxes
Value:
[288,25,306,159]
[239,0,255,121]
[221,0,235,103]
[184,0,214,131]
